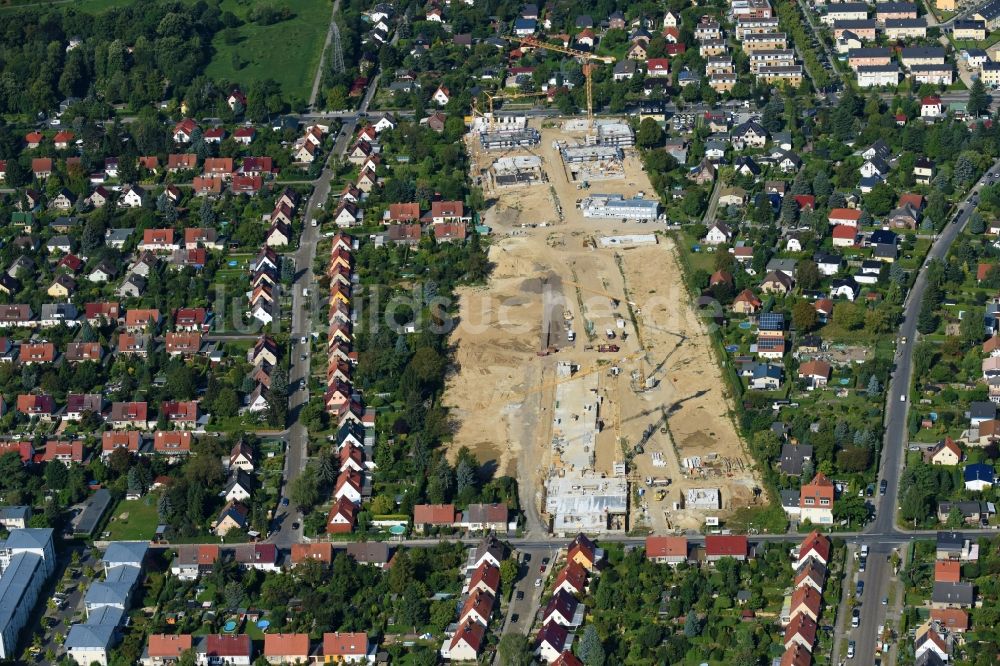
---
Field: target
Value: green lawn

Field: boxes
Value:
[203,0,332,103]
[104,496,160,541]
[38,0,332,103]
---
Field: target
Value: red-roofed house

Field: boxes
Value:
[43,440,84,466]
[568,533,600,571]
[449,622,484,661]
[413,503,456,533]
[204,635,251,663]
[384,203,422,223]
[784,613,817,651]
[705,535,748,562]
[795,531,831,569]
[102,431,141,457]
[553,561,588,596]
[160,400,199,428]
[173,119,199,143]
[290,542,333,566]
[788,585,823,623]
[799,472,835,524]
[322,632,370,663]
[327,496,357,534]
[153,431,192,457]
[831,224,857,247]
[647,58,671,77]
[0,441,33,463]
[17,394,55,419]
[85,302,121,324]
[794,195,815,211]
[466,562,501,596]
[459,588,495,626]
[146,635,193,663]
[930,608,969,633]
[935,560,961,583]
[780,643,812,666]
[645,536,687,565]
[193,176,224,196]
[141,229,177,252]
[430,200,470,224]
[828,208,862,227]
[263,633,309,664]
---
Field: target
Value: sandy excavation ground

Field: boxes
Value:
[443,119,761,533]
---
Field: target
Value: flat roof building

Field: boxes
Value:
[0,528,54,659]
[581,194,659,221]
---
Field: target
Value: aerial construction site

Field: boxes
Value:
[443,115,762,534]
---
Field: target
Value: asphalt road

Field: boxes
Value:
[268,73,379,548]
[841,157,1000,662]
[492,544,560,660]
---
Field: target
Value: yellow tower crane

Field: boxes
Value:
[506,37,615,127]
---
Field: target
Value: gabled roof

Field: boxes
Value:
[934,560,961,583]
[798,531,831,562]
[645,535,687,559]
[450,621,485,652]
[205,634,251,658]
[414,503,455,525]
[554,561,587,592]
[324,632,369,657]
[469,561,501,593]
[147,634,193,658]
[536,622,569,651]
[705,534,748,557]
[784,613,817,646]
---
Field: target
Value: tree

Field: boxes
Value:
[577,625,605,666]
[970,212,986,234]
[636,117,664,148]
[779,192,798,224]
[834,302,864,330]
[961,306,985,348]
[792,300,818,332]
[834,495,868,525]
[867,374,881,397]
[969,77,990,117]
[954,155,977,187]
[497,635,533,666]
[762,95,784,132]
[289,464,320,510]
[684,609,700,637]
[500,558,519,593]
[317,453,337,485]
[813,170,832,199]
[917,295,940,334]
[224,581,245,610]
[797,260,820,290]
[157,493,173,522]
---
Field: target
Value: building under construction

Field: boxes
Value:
[560,144,622,163]
[489,155,545,188]
[479,127,541,151]
[590,121,635,147]
[543,361,628,535]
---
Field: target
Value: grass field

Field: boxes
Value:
[203,0,332,103]
[105,496,159,541]
[17,0,333,103]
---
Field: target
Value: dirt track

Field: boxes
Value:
[443,120,761,533]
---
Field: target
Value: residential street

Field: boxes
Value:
[268,73,379,548]
[834,155,1000,661]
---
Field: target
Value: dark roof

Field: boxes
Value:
[932,581,974,605]
[779,444,813,475]
[74,488,112,536]
[900,46,946,58]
